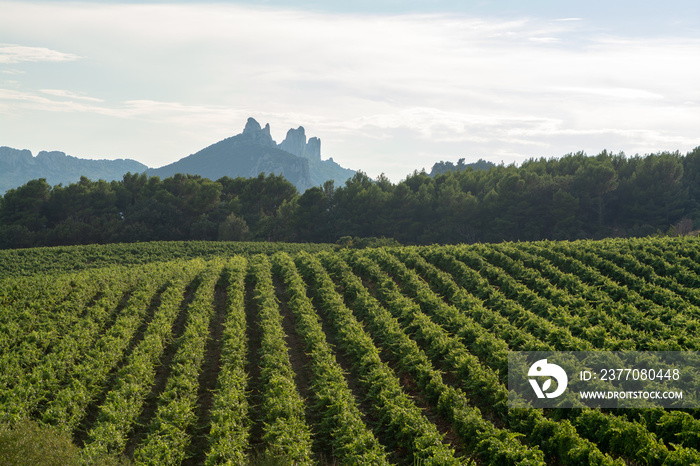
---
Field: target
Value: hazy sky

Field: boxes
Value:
[1,0,699,182]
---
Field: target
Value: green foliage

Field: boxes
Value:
[429,157,495,176]
[335,236,401,249]
[2,238,700,464]
[0,419,131,466]
[272,252,389,465]
[0,240,332,277]
[2,148,700,248]
[0,419,80,466]
[248,255,314,464]
[205,258,250,465]
[131,261,225,465]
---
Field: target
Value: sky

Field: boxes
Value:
[1,0,699,182]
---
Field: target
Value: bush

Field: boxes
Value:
[0,419,80,466]
[0,419,132,466]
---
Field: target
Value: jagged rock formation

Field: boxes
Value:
[0,146,147,194]
[278,126,321,161]
[242,118,276,147]
[243,117,262,133]
[305,137,321,161]
[148,118,355,192]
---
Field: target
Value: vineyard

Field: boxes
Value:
[2,237,700,465]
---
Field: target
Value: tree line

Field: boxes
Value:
[1,147,699,249]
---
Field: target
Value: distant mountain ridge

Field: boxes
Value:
[147,117,356,192]
[0,117,356,195]
[0,147,147,194]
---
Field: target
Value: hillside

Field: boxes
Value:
[147,117,355,192]
[0,146,147,194]
[1,117,355,195]
[1,237,700,464]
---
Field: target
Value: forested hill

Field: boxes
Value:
[0,117,355,195]
[1,148,699,248]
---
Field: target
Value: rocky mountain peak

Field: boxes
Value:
[240,118,275,147]
[305,137,321,161]
[278,125,321,161]
[243,117,262,134]
[279,126,306,158]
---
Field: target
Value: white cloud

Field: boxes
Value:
[528,37,561,43]
[575,87,663,100]
[0,2,698,180]
[39,89,103,102]
[0,88,116,115]
[1,88,245,123]
[343,107,562,143]
[0,44,81,64]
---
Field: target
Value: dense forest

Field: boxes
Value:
[1,148,699,249]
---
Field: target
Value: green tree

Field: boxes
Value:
[551,188,582,239]
[0,178,52,230]
[682,146,700,221]
[627,152,687,228]
[573,155,618,233]
[217,212,250,241]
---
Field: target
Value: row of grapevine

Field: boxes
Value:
[41,264,180,432]
[272,252,390,465]
[0,267,119,391]
[204,257,250,465]
[296,251,476,465]
[412,245,700,464]
[247,255,314,464]
[131,260,225,465]
[80,260,207,462]
[0,240,333,278]
[462,243,700,451]
[1,264,162,422]
[412,247,700,464]
[322,251,546,465]
[3,238,700,464]
[521,242,695,349]
[493,244,656,346]
[347,248,621,465]
[476,244,638,347]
